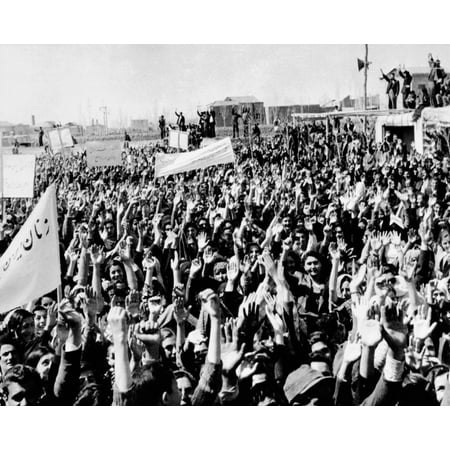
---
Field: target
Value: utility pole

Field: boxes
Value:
[99,106,109,133]
[364,44,368,132]
[364,44,368,111]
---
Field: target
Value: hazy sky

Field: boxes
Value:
[1,44,450,127]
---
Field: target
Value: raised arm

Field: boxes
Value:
[108,306,132,394]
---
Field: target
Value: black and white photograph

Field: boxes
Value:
[2,7,450,435]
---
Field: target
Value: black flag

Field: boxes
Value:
[357,58,365,71]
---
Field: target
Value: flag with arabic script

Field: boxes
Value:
[0,184,60,313]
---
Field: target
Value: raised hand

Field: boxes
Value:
[370,233,382,252]
[152,213,163,229]
[68,249,79,264]
[173,297,191,324]
[358,315,382,348]
[413,305,437,341]
[380,231,391,247]
[329,242,341,262]
[405,335,426,371]
[237,293,261,337]
[226,256,240,283]
[118,240,132,263]
[407,228,418,245]
[343,335,362,364]
[45,303,58,331]
[304,217,314,232]
[197,231,209,252]
[390,231,402,247]
[221,318,246,376]
[126,290,141,320]
[381,303,409,356]
[164,231,178,249]
[107,306,128,339]
[89,244,105,266]
[418,224,432,247]
[82,286,98,321]
[236,356,259,381]
[58,298,82,330]
[260,252,277,279]
[282,236,293,252]
[201,289,221,320]
[143,255,157,271]
[173,192,183,207]
[265,294,286,337]
[203,247,215,265]
[349,263,366,294]
[189,258,202,278]
[240,255,252,274]
[399,261,417,284]
[186,199,196,214]
[134,319,161,346]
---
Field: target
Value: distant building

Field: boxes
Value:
[86,123,107,136]
[64,122,84,137]
[0,121,16,135]
[340,94,380,111]
[407,67,431,94]
[207,96,265,127]
[130,119,149,131]
[13,123,34,136]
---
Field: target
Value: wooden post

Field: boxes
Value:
[364,44,368,133]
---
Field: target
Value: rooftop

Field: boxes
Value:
[224,96,261,103]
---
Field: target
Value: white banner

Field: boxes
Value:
[154,137,235,178]
[200,138,221,148]
[0,184,60,314]
[1,155,36,198]
[169,130,189,150]
[47,128,74,153]
[86,141,123,167]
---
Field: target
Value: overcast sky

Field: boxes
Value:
[1,44,450,127]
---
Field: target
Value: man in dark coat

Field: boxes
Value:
[398,65,413,108]
[380,69,400,109]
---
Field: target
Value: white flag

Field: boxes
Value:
[0,184,60,314]
[169,130,189,150]
[47,128,74,153]
[154,137,235,178]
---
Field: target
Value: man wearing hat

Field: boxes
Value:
[283,364,334,405]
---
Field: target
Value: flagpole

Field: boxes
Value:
[364,44,368,133]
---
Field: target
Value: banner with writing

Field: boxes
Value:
[0,184,60,313]
[86,141,123,167]
[47,128,74,153]
[1,155,36,198]
[169,130,189,150]
[154,137,235,178]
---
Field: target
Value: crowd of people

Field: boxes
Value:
[157,110,217,149]
[381,53,449,111]
[2,114,450,406]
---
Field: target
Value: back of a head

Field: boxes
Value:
[132,361,175,406]
[2,364,43,406]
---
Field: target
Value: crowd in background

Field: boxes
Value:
[2,114,450,406]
